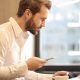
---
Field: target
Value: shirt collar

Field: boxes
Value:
[9,17,23,38]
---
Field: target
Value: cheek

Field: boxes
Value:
[35,20,41,27]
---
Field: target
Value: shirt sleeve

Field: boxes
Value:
[0,32,28,79]
[0,62,28,80]
[25,71,53,80]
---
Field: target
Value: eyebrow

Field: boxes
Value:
[41,17,47,20]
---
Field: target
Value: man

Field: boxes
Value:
[0,0,68,80]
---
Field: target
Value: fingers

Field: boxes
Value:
[54,71,69,76]
[26,57,46,70]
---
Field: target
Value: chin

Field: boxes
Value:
[35,32,39,35]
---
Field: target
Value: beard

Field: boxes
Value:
[25,17,40,35]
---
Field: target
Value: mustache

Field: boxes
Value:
[26,27,41,30]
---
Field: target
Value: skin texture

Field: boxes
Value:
[27,57,46,70]
[25,5,48,35]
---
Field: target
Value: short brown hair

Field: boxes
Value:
[17,0,52,17]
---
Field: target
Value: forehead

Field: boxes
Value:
[34,5,49,18]
[40,5,49,13]
[39,5,49,16]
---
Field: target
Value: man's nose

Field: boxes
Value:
[41,22,45,27]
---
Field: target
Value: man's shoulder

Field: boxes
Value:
[0,21,12,34]
[0,21,10,28]
[0,21,13,43]
[0,21,12,37]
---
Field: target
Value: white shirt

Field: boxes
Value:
[0,17,53,80]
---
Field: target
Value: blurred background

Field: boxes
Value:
[39,0,80,65]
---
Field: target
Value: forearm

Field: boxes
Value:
[25,71,53,80]
[0,62,28,80]
[37,73,53,80]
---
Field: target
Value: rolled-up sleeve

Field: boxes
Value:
[0,62,28,80]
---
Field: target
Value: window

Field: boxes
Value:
[35,0,80,72]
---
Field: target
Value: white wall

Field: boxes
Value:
[0,0,20,24]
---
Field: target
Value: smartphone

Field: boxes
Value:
[45,57,54,61]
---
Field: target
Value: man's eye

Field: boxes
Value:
[41,19,45,21]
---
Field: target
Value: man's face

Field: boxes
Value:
[25,5,49,35]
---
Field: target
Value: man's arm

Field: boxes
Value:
[0,62,28,79]
[25,71,69,80]
[0,32,28,79]
[25,71,53,80]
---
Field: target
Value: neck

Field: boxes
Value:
[15,16,26,31]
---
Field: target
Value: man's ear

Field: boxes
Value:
[24,9,32,19]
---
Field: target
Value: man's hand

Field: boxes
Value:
[52,71,69,80]
[26,57,46,70]
[54,71,69,76]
